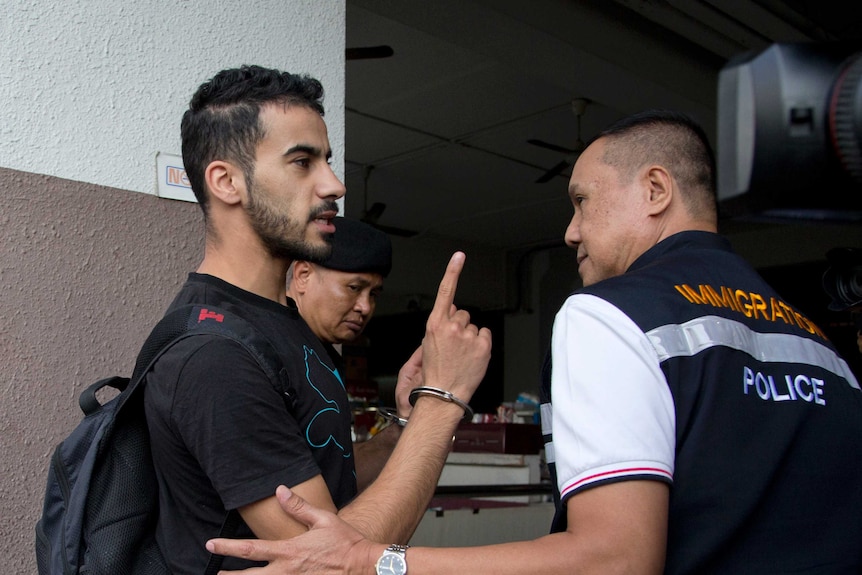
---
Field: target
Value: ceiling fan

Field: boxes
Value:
[529,98,590,183]
[346,45,394,60]
[359,165,418,238]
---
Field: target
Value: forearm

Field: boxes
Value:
[356,531,649,575]
[339,251,491,544]
[353,423,402,492]
[338,398,464,543]
[353,480,668,575]
[206,481,668,575]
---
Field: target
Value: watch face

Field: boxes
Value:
[376,551,407,575]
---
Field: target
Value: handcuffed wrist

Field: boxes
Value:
[408,386,474,421]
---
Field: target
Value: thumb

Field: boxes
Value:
[275,485,329,530]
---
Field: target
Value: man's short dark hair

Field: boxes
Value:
[181,65,325,217]
[595,110,717,219]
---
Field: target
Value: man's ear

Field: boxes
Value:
[204,160,245,206]
[292,261,314,294]
[644,165,673,215]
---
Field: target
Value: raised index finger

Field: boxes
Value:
[430,251,465,320]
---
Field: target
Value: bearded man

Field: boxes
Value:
[144,65,491,574]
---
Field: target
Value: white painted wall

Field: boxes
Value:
[0,0,346,193]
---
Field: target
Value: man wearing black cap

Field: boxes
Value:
[287,217,392,347]
[287,218,400,488]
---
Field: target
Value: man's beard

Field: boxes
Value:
[245,179,335,262]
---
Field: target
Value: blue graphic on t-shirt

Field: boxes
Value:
[303,345,351,458]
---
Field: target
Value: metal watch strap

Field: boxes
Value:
[376,543,410,575]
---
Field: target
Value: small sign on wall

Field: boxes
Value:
[156,152,196,203]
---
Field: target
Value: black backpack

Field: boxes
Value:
[35,303,292,575]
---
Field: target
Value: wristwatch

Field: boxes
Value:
[375,544,409,575]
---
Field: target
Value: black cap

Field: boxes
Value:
[823,247,862,311]
[320,217,393,277]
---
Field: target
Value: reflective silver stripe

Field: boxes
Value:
[540,403,555,463]
[647,315,860,390]
[540,402,553,436]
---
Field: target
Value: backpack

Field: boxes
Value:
[35,303,293,575]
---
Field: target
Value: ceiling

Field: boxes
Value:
[343,0,861,256]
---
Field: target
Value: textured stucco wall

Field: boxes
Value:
[0,0,346,194]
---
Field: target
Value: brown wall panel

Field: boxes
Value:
[0,167,204,571]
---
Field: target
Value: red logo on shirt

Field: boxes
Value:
[198,308,224,323]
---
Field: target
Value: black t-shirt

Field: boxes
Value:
[144,273,356,574]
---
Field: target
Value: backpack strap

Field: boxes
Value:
[125,303,295,410]
[203,511,243,575]
[79,303,296,412]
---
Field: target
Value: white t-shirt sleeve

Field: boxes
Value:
[550,293,675,502]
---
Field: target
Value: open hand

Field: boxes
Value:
[207,486,378,574]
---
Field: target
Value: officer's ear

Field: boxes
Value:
[644,165,673,216]
[292,261,314,294]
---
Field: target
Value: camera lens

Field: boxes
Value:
[824,248,862,311]
[836,268,862,306]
